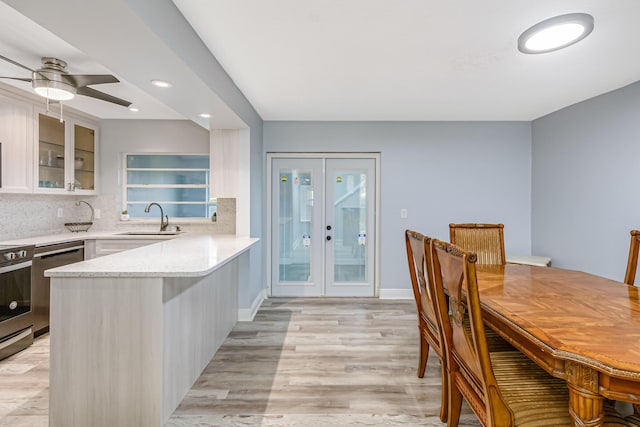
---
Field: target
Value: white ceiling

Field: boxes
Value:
[173,0,640,121]
[1,1,640,123]
[0,1,184,122]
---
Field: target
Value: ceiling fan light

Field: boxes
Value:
[34,86,75,101]
[32,76,77,101]
[518,13,594,54]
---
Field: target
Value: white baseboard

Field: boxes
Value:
[379,288,413,299]
[238,288,267,321]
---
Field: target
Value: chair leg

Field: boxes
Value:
[418,334,429,378]
[439,361,449,422]
[447,374,463,427]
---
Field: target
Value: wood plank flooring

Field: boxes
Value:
[0,298,481,426]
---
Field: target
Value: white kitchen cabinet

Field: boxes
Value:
[0,91,34,193]
[36,110,98,195]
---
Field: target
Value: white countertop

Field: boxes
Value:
[0,231,182,247]
[45,233,258,278]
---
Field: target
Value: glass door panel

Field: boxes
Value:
[38,114,65,189]
[271,158,323,296]
[73,124,95,190]
[331,170,367,282]
[325,158,375,296]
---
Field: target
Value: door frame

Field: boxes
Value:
[266,152,381,297]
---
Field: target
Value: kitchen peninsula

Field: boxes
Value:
[45,233,258,427]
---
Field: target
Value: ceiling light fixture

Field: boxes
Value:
[151,79,172,88]
[33,77,76,101]
[199,113,211,118]
[518,13,594,54]
[129,107,140,112]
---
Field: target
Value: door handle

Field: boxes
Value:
[326,225,332,231]
[326,236,332,241]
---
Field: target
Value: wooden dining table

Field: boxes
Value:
[475,263,640,427]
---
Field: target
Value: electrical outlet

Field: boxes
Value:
[400,208,408,219]
[94,209,101,219]
[57,208,63,218]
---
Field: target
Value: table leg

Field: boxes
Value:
[566,361,604,427]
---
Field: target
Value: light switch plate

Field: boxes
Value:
[400,208,408,219]
[57,208,63,218]
[94,209,101,219]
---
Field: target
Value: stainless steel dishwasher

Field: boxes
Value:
[31,240,84,336]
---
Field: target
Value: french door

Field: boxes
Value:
[270,156,376,296]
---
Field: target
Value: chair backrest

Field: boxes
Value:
[431,238,513,426]
[449,223,505,265]
[405,230,443,350]
[625,230,640,285]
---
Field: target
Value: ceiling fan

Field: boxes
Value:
[0,54,131,107]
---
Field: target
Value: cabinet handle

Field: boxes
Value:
[35,245,85,258]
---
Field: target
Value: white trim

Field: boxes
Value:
[238,288,267,321]
[379,288,413,300]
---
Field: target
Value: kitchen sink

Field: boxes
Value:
[117,231,183,236]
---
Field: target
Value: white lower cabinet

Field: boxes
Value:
[85,239,163,259]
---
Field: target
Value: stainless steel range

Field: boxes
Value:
[0,243,35,360]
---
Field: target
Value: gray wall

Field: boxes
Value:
[100,119,210,211]
[264,121,532,292]
[532,81,640,281]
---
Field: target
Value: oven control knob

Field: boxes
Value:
[3,252,16,261]
[16,250,27,258]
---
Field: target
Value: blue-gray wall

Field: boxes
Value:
[264,121,532,292]
[532,81,640,281]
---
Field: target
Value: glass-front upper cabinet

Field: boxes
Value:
[36,112,97,194]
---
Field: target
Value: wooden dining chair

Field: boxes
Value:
[449,223,505,265]
[430,238,573,427]
[405,229,448,422]
[624,230,640,285]
[623,230,640,424]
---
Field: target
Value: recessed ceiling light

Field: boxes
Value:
[518,13,594,54]
[129,107,140,112]
[199,113,211,118]
[151,79,172,88]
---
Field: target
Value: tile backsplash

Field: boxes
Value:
[0,194,236,241]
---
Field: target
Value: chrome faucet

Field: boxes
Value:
[144,202,169,232]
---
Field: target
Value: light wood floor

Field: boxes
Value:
[0,298,481,426]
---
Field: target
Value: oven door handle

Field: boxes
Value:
[0,260,32,274]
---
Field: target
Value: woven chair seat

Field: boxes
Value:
[625,413,640,426]
[490,351,571,426]
[600,399,628,426]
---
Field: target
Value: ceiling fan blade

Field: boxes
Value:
[76,86,132,107]
[0,76,33,82]
[0,54,35,73]
[66,74,120,87]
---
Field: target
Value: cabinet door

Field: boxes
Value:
[72,122,97,193]
[36,112,67,191]
[36,111,98,194]
[0,93,33,193]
